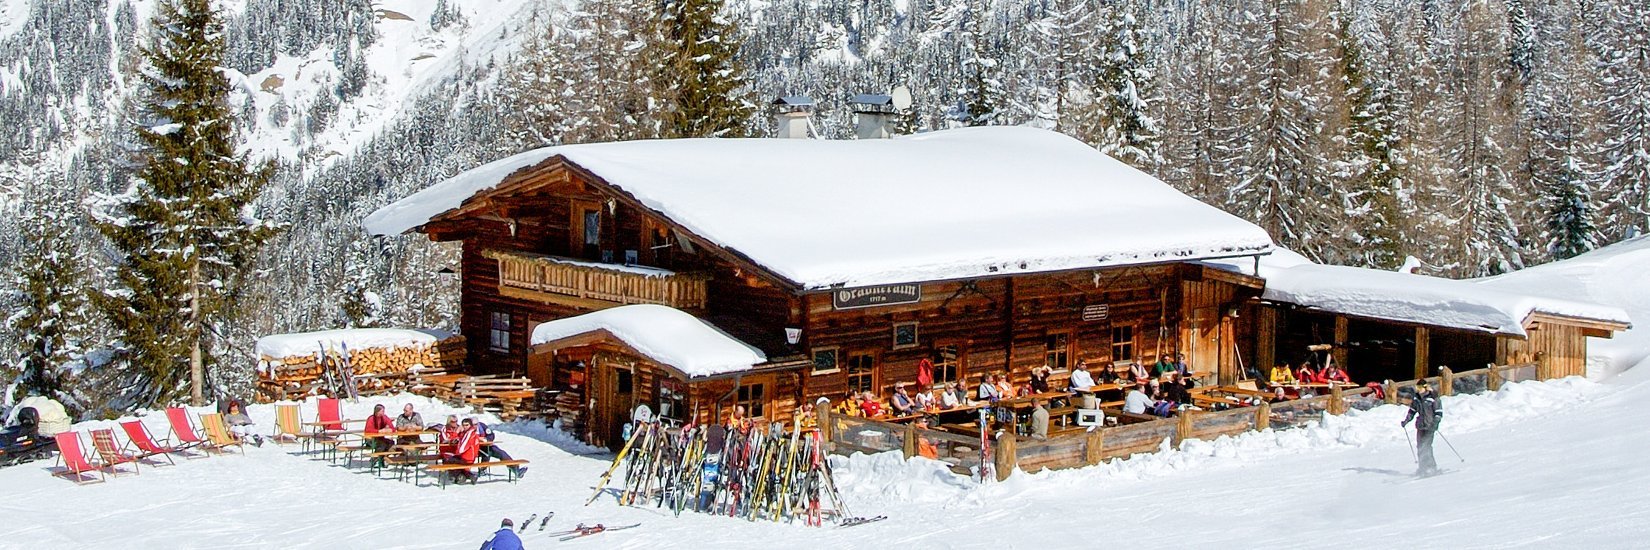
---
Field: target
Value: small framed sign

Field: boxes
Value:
[1082,304,1109,321]
[893,322,919,350]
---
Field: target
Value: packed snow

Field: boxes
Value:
[1477,235,1650,377]
[1208,247,1632,337]
[254,327,454,359]
[528,304,767,378]
[364,126,1276,289]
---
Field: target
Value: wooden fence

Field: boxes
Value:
[822,362,1541,481]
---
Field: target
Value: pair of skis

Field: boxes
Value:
[547,523,641,541]
[518,512,553,533]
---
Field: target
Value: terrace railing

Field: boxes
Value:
[485,250,710,310]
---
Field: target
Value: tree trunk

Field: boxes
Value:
[190,259,204,406]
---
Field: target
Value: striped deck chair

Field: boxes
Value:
[119,420,180,465]
[89,428,142,477]
[164,407,208,452]
[313,398,349,459]
[272,404,313,450]
[52,432,106,484]
[198,413,245,455]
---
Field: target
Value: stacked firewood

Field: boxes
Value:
[255,336,466,401]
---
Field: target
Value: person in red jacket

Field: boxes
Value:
[363,404,396,468]
[436,415,460,457]
[441,418,482,484]
[1322,363,1352,384]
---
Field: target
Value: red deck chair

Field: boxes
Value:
[317,398,345,431]
[165,407,209,452]
[89,428,142,477]
[119,420,180,465]
[52,432,106,484]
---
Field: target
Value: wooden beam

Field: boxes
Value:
[1522,312,1631,334]
[1414,326,1430,380]
[1332,315,1349,370]
[1255,306,1276,382]
[499,284,618,312]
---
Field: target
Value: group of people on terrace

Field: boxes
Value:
[357,402,526,483]
[1266,359,1352,398]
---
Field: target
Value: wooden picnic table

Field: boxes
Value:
[359,429,438,439]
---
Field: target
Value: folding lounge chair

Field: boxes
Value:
[313,398,362,459]
[272,404,307,447]
[119,420,180,465]
[51,432,106,484]
[198,413,246,455]
[89,428,143,477]
[164,407,209,453]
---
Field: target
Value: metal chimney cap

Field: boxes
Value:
[850,93,894,106]
[773,95,816,110]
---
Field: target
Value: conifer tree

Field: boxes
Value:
[1593,0,1650,237]
[660,0,756,138]
[1088,0,1161,170]
[1336,6,1404,269]
[10,188,92,403]
[91,0,281,408]
[957,2,1003,126]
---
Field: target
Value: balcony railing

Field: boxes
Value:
[484,250,709,310]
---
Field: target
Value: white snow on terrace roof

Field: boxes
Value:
[528,304,767,378]
[255,328,454,359]
[364,126,1275,289]
[1205,250,1631,336]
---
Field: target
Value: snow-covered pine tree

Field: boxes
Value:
[338,234,384,329]
[1334,1,1404,269]
[1086,0,1161,170]
[497,5,574,149]
[1529,0,1600,260]
[9,187,93,407]
[91,0,282,408]
[570,0,671,142]
[1593,0,1650,237]
[957,1,1003,126]
[1441,0,1526,276]
[660,0,757,138]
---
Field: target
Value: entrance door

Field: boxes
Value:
[1185,307,1222,383]
[590,361,635,450]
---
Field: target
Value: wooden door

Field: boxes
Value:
[1184,307,1221,383]
[526,350,553,388]
[590,361,636,450]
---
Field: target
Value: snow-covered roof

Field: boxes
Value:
[364,126,1275,290]
[255,328,455,358]
[1206,251,1631,336]
[528,304,768,378]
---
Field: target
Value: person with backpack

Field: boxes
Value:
[1402,379,1445,476]
[478,518,523,550]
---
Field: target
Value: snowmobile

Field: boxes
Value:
[0,407,57,467]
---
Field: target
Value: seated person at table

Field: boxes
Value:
[914,385,936,411]
[1030,366,1053,394]
[835,395,859,417]
[1164,373,1193,405]
[1148,385,1177,417]
[891,384,917,416]
[1154,354,1177,376]
[857,393,885,418]
[395,403,425,444]
[223,400,264,447]
[1069,362,1099,409]
[976,374,1002,403]
[1129,361,1152,383]
[952,381,973,406]
[1269,362,1297,386]
[364,404,395,467]
[1322,363,1351,384]
[1123,385,1156,415]
[994,373,1015,400]
[436,415,460,455]
[939,383,963,409]
[440,418,482,484]
[1296,361,1321,384]
[1097,362,1120,384]
[1029,398,1050,440]
[912,416,940,460]
[1173,352,1193,377]
[473,420,527,479]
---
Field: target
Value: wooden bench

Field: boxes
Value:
[424,459,530,488]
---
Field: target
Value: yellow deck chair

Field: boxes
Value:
[198,413,246,455]
[272,404,306,446]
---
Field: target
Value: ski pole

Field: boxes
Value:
[1402,425,1416,463]
[1438,431,1464,463]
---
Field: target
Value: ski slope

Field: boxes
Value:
[0,373,1646,549]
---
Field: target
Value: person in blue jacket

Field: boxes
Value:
[480,518,524,550]
[473,421,528,479]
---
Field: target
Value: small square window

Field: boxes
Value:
[736,382,766,418]
[489,311,511,353]
[893,322,918,350]
[812,348,840,375]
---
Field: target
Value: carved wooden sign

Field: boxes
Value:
[832,283,921,310]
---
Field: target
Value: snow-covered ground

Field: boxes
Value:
[3,374,1647,548]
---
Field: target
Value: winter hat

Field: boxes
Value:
[1416,379,1431,388]
[500,518,513,528]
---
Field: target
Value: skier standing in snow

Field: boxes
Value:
[1402,380,1444,476]
[479,518,524,550]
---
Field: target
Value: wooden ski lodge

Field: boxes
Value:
[366,125,1630,449]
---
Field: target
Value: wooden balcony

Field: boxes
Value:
[484,250,709,310]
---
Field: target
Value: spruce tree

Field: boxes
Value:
[1337,7,1404,269]
[91,0,280,408]
[1088,0,1162,170]
[10,189,92,404]
[660,0,756,138]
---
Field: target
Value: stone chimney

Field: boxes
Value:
[772,95,815,139]
[850,93,896,139]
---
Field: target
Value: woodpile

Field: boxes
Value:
[255,335,467,402]
[408,373,546,421]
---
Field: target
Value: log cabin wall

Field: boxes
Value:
[1498,324,1586,379]
[798,264,1224,403]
